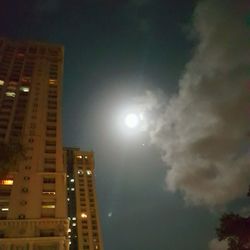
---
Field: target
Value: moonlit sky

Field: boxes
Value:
[1,0,250,249]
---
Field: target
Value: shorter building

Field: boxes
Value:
[63,148,103,250]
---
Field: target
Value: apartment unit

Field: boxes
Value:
[64,148,103,250]
[0,38,69,249]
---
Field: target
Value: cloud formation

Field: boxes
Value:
[141,0,250,206]
[209,239,228,250]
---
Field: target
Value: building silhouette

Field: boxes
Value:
[64,148,104,250]
[0,38,69,249]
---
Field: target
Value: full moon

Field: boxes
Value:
[125,113,139,128]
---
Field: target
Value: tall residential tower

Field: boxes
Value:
[0,38,69,249]
[64,148,104,250]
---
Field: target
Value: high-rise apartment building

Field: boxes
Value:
[0,38,69,249]
[63,148,103,250]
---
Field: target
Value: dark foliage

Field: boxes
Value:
[216,190,250,250]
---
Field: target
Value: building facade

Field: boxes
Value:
[0,38,69,249]
[63,148,103,250]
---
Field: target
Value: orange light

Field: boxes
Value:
[81,213,87,218]
[0,180,13,185]
[49,79,57,85]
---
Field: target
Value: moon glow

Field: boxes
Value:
[125,113,139,128]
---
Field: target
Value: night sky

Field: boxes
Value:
[1,0,250,249]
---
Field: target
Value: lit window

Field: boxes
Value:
[0,179,13,185]
[72,217,76,221]
[78,170,84,175]
[67,198,70,201]
[68,228,71,233]
[20,86,30,92]
[76,155,82,159]
[69,241,71,245]
[42,204,55,209]
[72,223,76,226]
[0,80,4,86]
[71,188,75,191]
[67,175,69,177]
[86,170,92,176]
[70,179,74,183]
[84,156,88,159]
[49,79,57,85]
[42,191,56,195]
[5,92,16,97]
[81,213,87,218]
[1,208,9,211]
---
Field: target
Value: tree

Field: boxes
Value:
[0,143,26,177]
[216,190,250,250]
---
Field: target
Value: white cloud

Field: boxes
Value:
[140,0,250,206]
[209,239,228,250]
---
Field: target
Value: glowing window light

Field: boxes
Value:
[78,170,84,175]
[81,213,87,218]
[42,204,55,209]
[71,188,75,191]
[20,86,30,92]
[68,228,71,233]
[5,92,16,97]
[84,156,88,159]
[77,155,82,159]
[67,198,70,201]
[70,179,74,183]
[1,208,9,211]
[72,223,76,226]
[0,80,4,86]
[0,179,13,185]
[86,170,92,176]
[49,79,57,85]
[72,217,76,221]
[69,241,71,245]
[42,191,56,195]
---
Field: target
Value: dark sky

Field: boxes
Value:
[2,0,247,249]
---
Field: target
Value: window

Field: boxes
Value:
[0,80,4,86]
[44,158,56,164]
[42,200,56,209]
[81,213,87,218]
[40,229,55,237]
[43,177,55,184]
[20,86,30,92]
[78,170,84,175]
[86,170,92,176]
[21,187,28,193]
[18,214,25,219]
[0,179,13,185]
[5,91,16,97]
